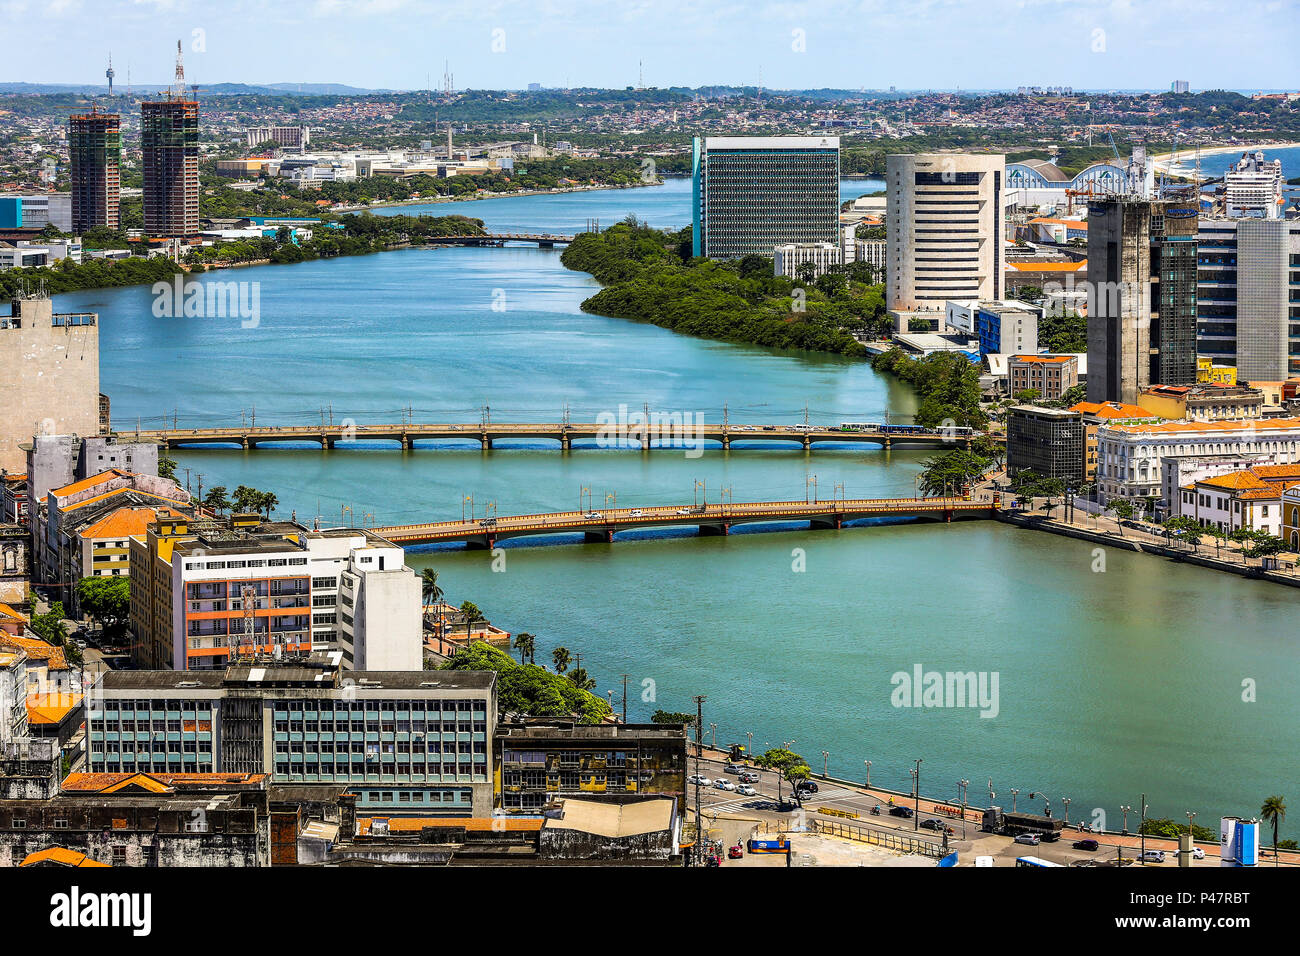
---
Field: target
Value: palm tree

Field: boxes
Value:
[258,491,279,519]
[552,646,571,674]
[513,632,536,665]
[203,485,230,515]
[459,600,484,644]
[566,667,595,691]
[232,485,259,514]
[1261,795,1287,864]
[419,568,445,638]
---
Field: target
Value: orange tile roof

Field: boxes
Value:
[61,771,267,793]
[1249,464,1300,481]
[1006,261,1087,272]
[26,693,82,725]
[1104,416,1300,435]
[68,487,190,513]
[356,816,544,835]
[1012,354,1075,364]
[1028,217,1088,229]
[49,469,129,499]
[0,602,28,624]
[20,847,110,868]
[1069,401,1157,419]
[1198,471,1271,491]
[1,634,68,670]
[79,505,186,541]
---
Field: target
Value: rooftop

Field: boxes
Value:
[1069,400,1158,419]
[1104,416,1300,436]
[20,847,110,868]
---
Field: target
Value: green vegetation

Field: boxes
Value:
[918,449,996,497]
[440,640,611,723]
[1262,796,1287,860]
[0,255,181,298]
[1038,310,1088,353]
[651,710,695,725]
[561,219,883,356]
[1138,817,1218,843]
[870,348,987,428]
[232,485,279,518]
[754,747,812,805]
[1229,528,1287,564]
[75,577,130,639]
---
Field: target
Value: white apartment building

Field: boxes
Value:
[886,153,1005,312]
[0,647,27,743]
[774,241,840,279]
[1096,417,1300,503]
[1174,465,1300,536]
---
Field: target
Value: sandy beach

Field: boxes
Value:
[333,181,657,213]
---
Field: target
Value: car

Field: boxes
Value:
[1014,833,1041,846]
[735,784,757,796]
[762,425,776,431]
[795,781,818,794]
[628,509,643,517]
[723,763,742,774]
[738,771,759,784]
[1192,847,1205,860]
[974,855,995,867]
[1140,850,1166,863]
[714,779,736,791]
[888,805,914,819]
[728,844,743,859]
[920,819,954,835]
[583,512,601,519]
[1073,839,1100,851]
[687,774,712,787]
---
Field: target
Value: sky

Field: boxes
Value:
[2,0,1297,92]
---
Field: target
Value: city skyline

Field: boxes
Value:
[1,0,1297,92]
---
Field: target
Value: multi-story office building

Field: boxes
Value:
[1006,406,1085,483]
[886,153,1005,311]
[1095,416,1300,503]
[129,514,422,671]
[946,300,1039,358]
[0,194,73,233]
[86,659,496,817]
[773,241,840,279]
[242,125,310,149]
[0,296,99,474]
[141,97,200,237]
[691,136,840,259]
[1008,354,1079,400]
[68,109,121,232]
[1086,198,1199,405]
[495,718,687,814]
[1196,217,1300,380]
[1223,151,1283,219]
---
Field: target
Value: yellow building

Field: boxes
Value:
[1197,358,1237,386]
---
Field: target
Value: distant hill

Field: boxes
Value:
[0,81,384,96]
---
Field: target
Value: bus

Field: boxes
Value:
[839,422,882,432]
[1015,856,1064,868]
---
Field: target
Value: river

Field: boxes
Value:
[47,174,1300,833]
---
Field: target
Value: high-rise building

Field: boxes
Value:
[691,136,840,258]
[141,97,199,236]
[885,153,1005,311]
[1086,197,1199,405]
[1196,217,1300,380]
[1006,406,1085,483]
[1171,80,1190,94]
[0,296,99,473]
[68,109,121,232]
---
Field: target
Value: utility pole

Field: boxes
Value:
[196,474,203,504]
[621,673,628,724]
[693,694,706,864]
[913,758,922,830]
[1140,793,1147,863]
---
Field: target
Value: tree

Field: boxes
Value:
[158,455,178,481]
[232,485,261,513]
[459,600,484,643]
[419,568,443,608]
[566,667,596,691]
[75,577,130,637]
[754,747,811,806]
[651,710,695,725]
[256,491,279,518]
[203,485,230,514]
[1261,795,1286,864]
[1107,498,1135,536]
[918,450,989,498]
[513,632,536,665]
[29,602,69,647]
[552,646,571,674]
[1162,516,1203,552]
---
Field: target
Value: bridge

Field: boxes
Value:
[372,496,997,549]
[124,421,985,453]
[417,233,574,248]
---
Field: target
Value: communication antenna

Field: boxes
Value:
[173,39,185,96]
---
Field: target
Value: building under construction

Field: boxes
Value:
[68,108,121,232]
[141,43,199,237]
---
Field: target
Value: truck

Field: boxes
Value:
[982,806,1066,842]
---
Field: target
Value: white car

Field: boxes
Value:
[628,509,644,517]
[675,508,691,515]
[688,774,712,787]
[714,779,736,791]
[583,512,601,519]
[735,784,757,796]
[1192,847,1205,860]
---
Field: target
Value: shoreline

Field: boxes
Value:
[1149,140,1299,169]
[332,180,659,213]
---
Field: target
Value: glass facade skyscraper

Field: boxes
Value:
[692,136,840,259]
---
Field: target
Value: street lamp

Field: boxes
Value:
[1063,797,1071,825]
[821,750,829,779]
[1010,788,1020,813]
[1120,804,1132,836]
[694,479,705,509]
[958,778,970,838]
[806,473,818,504]
[912,759,922,830]
[864,760,872,790]
[745,732,753,765]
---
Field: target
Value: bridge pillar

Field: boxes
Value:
[583,530,613,544]
[241,437,251,450]
[884,437,891,451]
[560,434,572,451]
[321,435,334,450]
[400,433,411,450]
[698,522,730,536]
[481,435,493,451]
[721,435,730,451]
[802,435,812,450]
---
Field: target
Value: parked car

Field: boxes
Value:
[1140,849,1166,863]
[1073,839,1100,851]
[920,819,954,835]
[1014,833,1041,846]
[728,845,744,859]
[1192,847,1205,860]
[735,784,757,796]
[888,805,914,819]
[796,781,819,794]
